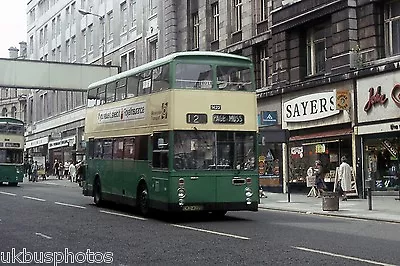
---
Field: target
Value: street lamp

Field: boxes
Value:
[78,9,105,65]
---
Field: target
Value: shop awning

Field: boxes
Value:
[289,128,353,141]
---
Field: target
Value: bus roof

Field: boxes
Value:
[0,117,24,125]
[88,51,252,90]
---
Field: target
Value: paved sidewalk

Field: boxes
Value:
[259,192,400,223]
[23,176,81,188]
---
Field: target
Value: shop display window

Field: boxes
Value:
[288,138,351,185]
[258,143,282,189]
[364,138,399,191]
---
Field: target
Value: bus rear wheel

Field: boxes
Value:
[137,184,150,216]
[93,178,103,206]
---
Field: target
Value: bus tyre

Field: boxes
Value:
[137,184,150,216]
[93,178,103,206]
[8,182,18,187]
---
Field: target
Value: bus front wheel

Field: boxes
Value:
[137,184,150,216]
[93,178,103,206]
[8,182,18,187]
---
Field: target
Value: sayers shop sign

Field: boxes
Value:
[283,92,339,122]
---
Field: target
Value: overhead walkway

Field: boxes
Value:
[0,58,119,91]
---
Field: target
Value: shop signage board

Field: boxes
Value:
[25,136,49,149]
[283,91,340,122]
[259,111,278,126]
[357,72,400,123]
[48,136,76,150]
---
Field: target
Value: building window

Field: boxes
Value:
[148,38,158,62]
[121,1,128,33]
[11,106,17,118]
[40,28,44,47]
[307,26,326,75]
[57,46,61,62]
[211,3,219,41]
[66,6,70,28]
[107,11,114,42]
[29,36,34,55]
[52,48,56,60]
[88,25,93,53]
[2,108,7,117]
[71,2,76,25]
[130,0,137,29]
[385,0,400,56]
[51,18,56,39]
[192,12,200,49]
[258,0,268,22]
[149,0,157,16]
[71,36,76,61]
[121,50,135,71]
[82,29,87,56]
[233,0,242,32]
[257,45,270,88]
[57,14,61,36]
[66,39,71,62]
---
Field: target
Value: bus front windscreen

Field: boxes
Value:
[174,131,256,170]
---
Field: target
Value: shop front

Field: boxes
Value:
[25,136,49,166]
[48,136,76,166]
[356,72,400,193]
[282,82,355,193]
[257,96,286,193]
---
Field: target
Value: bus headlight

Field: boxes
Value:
[246,198,252,204]
[245,187,253,197]
[178,198,184,206]
[177,188,186,199]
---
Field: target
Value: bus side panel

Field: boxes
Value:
[123,160,150,199]
[149,171,170,210]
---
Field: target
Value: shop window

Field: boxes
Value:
[288,139,351,186]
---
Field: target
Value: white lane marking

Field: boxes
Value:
[36,232,52,240]
[0,191,17,196]
[293,246,396,266]
[171,224,249,240]
[44,182,58,185]
[23,196,46,202]
[99,210,147,221]
[54,202,86,209]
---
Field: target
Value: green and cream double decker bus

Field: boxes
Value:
[83,51,258,216]
[0,117,24,186]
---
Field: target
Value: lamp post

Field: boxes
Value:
[78,9,105,65]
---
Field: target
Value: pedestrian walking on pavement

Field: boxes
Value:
[69,161,77,182]
[31,161,39,182]
[338,156,352,201]
[53,160,60,179]
[314,160,326,197]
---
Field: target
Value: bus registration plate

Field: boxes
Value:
[182,205,204,211]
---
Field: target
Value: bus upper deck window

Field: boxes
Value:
[175,64,212,89]
[216,66,252,91]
